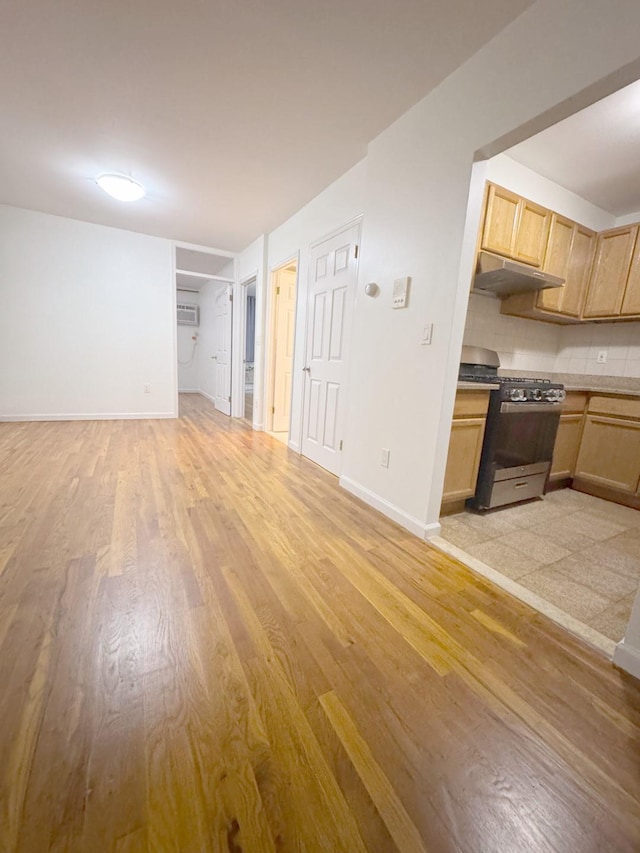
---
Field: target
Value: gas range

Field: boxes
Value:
[459,373,566,404]
[458,346,565,510]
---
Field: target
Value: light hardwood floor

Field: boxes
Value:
[1,393,639,852]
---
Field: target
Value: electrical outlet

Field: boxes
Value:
[380,448,390,468]
[144,383,152,394]
[597,350,607,364]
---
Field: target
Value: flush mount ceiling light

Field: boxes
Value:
[96,173,145,202]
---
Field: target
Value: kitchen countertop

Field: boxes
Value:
[495,370,640,398]
[457,373,640,396]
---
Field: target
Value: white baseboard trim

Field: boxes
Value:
[0,411,176,422]
[339,475,433,539]
[198,390,216,405]
[288,439,301,453]
[178,388,200,393]
[613,640,640,679]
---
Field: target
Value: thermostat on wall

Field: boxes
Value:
[392,276,410,308]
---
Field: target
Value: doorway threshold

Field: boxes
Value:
[429,535,616,659]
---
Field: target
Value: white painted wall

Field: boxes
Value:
[0,205,176,419]
[337,0,640,541]
[265,160,367,451]
[176,289,200,391]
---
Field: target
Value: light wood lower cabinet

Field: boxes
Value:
[550,414,584,481]
[550,391,587,481]
[573,393,640,504]
[574,415,640,494]
[442,390,489,510]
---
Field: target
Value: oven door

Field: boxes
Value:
[492,402,561,478]
[472,400,563,510]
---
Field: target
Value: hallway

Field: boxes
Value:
[0,394,639,851]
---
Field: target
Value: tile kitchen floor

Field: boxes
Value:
[440,489,640,642]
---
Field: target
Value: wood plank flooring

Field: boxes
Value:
[1,392,639,852]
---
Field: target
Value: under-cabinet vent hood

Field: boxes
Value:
[473,252,564,297]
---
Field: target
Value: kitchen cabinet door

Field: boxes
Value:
[560,225,596,317]
[481,184,519,258]
[582,225,637,318]
[550,414,583,480]
[621,235,640,315]
[514,198,551,267]
[442,418,487,503]
[574,414,640,493]
[539,221,595,317]
[537,214,574,312]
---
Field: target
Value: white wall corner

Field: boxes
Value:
[339,475,431,539]
[613,640,640,680]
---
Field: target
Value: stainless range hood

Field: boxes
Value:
[473,251,564,297]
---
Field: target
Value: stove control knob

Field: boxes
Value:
[531,388,543,401]
[510,388,526,402]
[557,389,566,402]
[545,388,558,402]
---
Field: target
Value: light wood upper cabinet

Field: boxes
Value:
[481,185,520,258]
[481,184,550,267]
[537,214,575,313]
[501,216,595,321]
[481,181,640,323]
[582,225,638,318]
[621,235,640,315]
[516,198,551,267]
[538,220,595,317]
[562,225,596,317]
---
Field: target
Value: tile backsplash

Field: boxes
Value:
[463,293,560,372]
[555,323,640,377]
[463,293,640,377]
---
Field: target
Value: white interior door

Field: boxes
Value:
[272,267,297,432]
[301,223,359,475]
[214,285,232,415]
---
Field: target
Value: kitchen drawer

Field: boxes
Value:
[488,472,549,509]
[453,390,490,419]
[588,395,640,420]
[561,391,588,414]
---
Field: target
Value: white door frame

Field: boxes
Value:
[296,216,362,467]
[231,274,258,421]
[264,254,299,433]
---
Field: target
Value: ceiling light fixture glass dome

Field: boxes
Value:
[96,173,146,202]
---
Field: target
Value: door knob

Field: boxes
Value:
[302,366,310,373]
[211,355,218,360]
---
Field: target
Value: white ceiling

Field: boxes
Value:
[0,0,533,251]
[507,78,640,217]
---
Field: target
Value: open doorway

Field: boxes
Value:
[174,244,235,416]
[267,260,298,442]
[243,280,257,423]
[436,78,640,656]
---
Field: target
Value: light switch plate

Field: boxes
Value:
[392,277,410,308]
[421,323,433,345]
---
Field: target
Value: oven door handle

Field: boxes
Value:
[499,402,561,414]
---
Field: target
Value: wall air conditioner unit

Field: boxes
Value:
[177,303,199,326]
